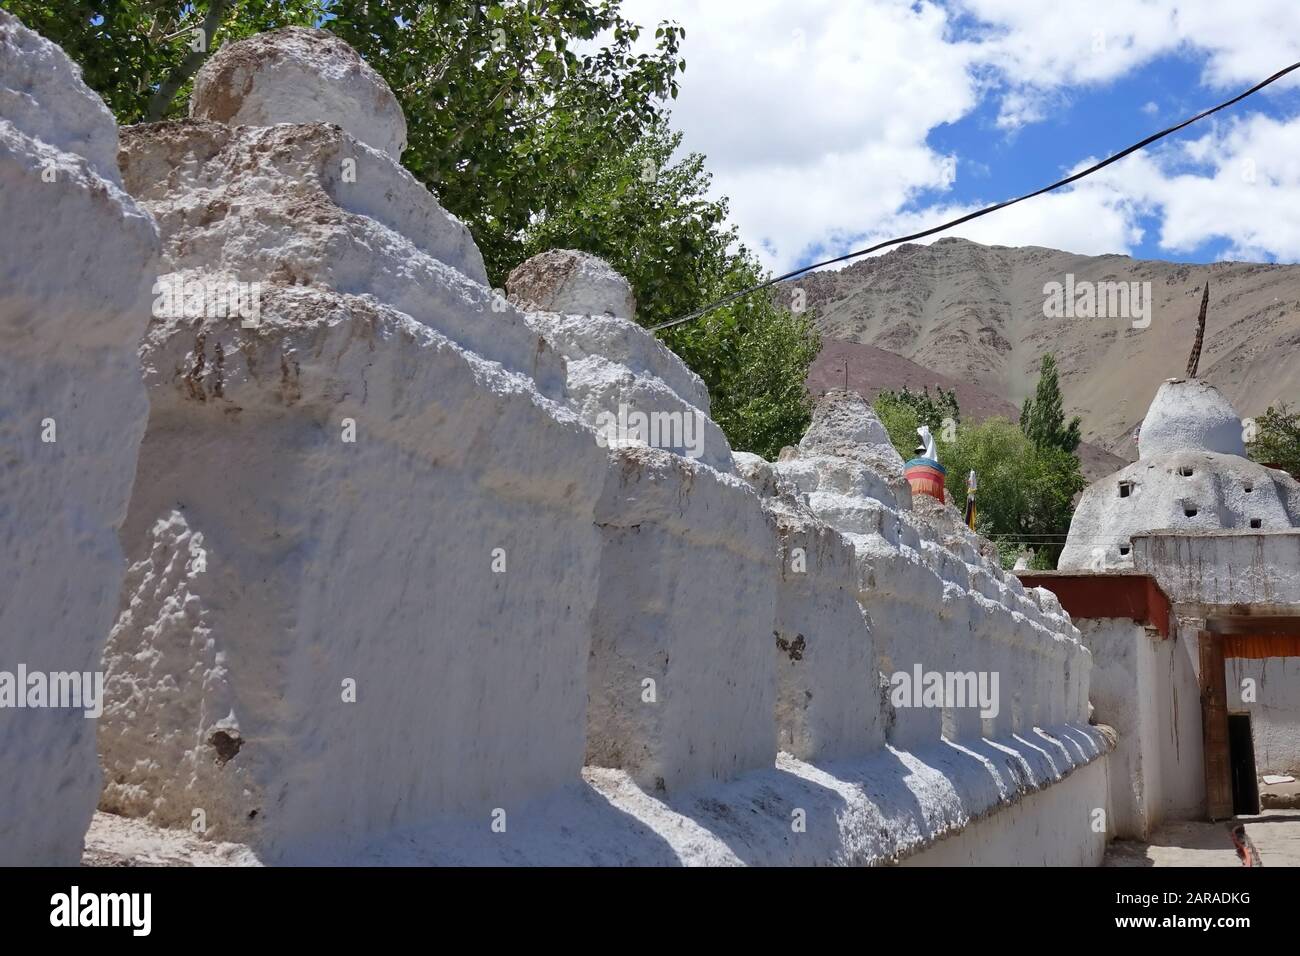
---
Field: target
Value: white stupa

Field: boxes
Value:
[1058,377,1300,570]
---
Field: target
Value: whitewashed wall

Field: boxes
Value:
[0,11,159,865]
[0,20,1109,866]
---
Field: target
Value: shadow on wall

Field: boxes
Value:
[281,725,1111,866]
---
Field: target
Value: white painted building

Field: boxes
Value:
[1035,377,1300,832]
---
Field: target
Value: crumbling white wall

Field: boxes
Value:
[584,447,779,792]
[97,33,611,861]
[734,452,882,760]
[771,392,1091,752]
[0,10,159,865]
[190,26,408,160]
[513,254,733,472]
[510,251,778,791]
[1,21,1106,865]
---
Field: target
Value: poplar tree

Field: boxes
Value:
[1020,354,1082,454]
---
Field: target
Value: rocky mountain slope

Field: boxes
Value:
[807,339,1127,481]
[789,237,1300,458]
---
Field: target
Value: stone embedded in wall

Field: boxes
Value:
[124,119,492,312]
[0,10,160,865]
[190,27,407,160]
[507,248,638,319]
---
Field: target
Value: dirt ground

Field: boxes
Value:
[82,811,261,867]
[84,806,1300,868]
[1105,810,1300,866]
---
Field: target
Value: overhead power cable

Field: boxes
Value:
[648,58,1300,333]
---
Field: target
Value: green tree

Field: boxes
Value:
[873,386,959,460]
[943,418,1086,570]
[9,1,684,281]
[1247,402,1300,476]
[1020,354,1081,454]
[3,0,324,122]
[328,0,684,285]
[873,395,923,461]
[522,119,819,457]
[16,2,814,457]
[873,386,1085,569]
[680,287,819,460]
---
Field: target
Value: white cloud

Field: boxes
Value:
[957,0,1300,102]
[1099,115,1300,261]
[615,0,1300,272]
[620,0,978,269]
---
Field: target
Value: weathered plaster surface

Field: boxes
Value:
[97,33,611,859]
[1077,618,1203,835]
[773,392,1091,751]
[190,26,407,160]
[1228,657,1300,775]
[902,748,1110,866]
[2,22,1110,866]
[0,10,159,865]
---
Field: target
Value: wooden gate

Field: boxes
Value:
[1201,617,1300,820]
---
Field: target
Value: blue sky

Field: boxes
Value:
[920,52,1297,265]
[620,0,1300,273]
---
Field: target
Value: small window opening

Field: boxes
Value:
[1118,481,1134,498]
[1250,518,1262,529]
[1244,483,1254,493]
[1118,545,1131,556]
[1184,505,1199,518]
[1178,465,1194,477]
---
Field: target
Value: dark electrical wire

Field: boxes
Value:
[648,58,1300,334]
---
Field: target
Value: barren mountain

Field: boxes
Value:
[788,237,1300,459]
[807,339,1127,481]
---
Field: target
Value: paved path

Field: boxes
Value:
[1104,810,1300,866]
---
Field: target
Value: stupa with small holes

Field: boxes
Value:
[1058,288,1300,571]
